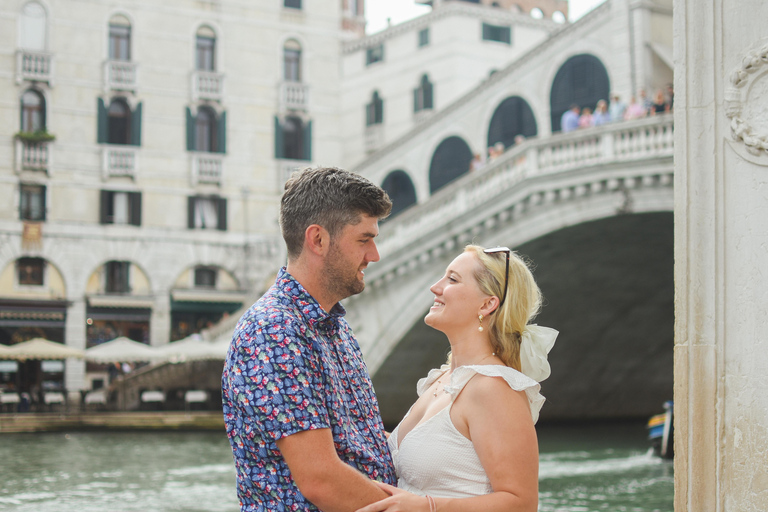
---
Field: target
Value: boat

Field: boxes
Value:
[647,400,674,459]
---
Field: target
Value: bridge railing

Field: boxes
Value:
[376,114,674,259]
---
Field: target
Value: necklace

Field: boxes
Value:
[432,353,496,397]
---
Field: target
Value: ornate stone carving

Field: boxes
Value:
[725,41,768,161]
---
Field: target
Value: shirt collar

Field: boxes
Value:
[276,267,347,328]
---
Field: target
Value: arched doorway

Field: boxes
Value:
[429,136,473,194]
[381,170,417,218]
[550,54,610,132]
[487,96,537,149]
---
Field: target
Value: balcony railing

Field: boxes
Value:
[15,139,51,173]
[104,60,137,91]
[279,81,310,112]
[192,153,224,185]
[192,71,224,101]
[16,50,53,84]
[277,159,310,190]
[365,124,385,154]
[102,146,137,179]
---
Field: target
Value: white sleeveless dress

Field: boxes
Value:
[387,364,544,498]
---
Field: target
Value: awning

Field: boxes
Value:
[171,289,248,304]
[0,299,68,327]
[86,307,151,322]
[87,295,155,309]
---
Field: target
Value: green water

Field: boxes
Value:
[0,422,672,511]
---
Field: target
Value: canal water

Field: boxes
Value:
[0,422,672,511]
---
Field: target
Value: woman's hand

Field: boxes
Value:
[355,481,432,512]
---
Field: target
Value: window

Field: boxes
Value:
[108,16,131,61]
[186,107,225,153]
[21,90,45,133]
[366,91,383,126]
[105,261,130,293]
[349,0,359,16]
[107,98,131,145]
[100,190,141,226]
[418,28,430,48]
[482,23,511,44]
[284,0,302,9]
[20,184,45,221]
[413,74,434,112]
[274,115,312,161]
[366,44,384,66]
[188,196,227,231]
[196,26,216,71]
[283,40,302,82]
[20,2,47,51]
[194,267,217,288]
[17,257,45,286]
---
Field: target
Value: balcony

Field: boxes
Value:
[192,153,224,186]
[102,146,137,179]
[104,60,137,92]
[365,124,385,154]
[279,81,310,112]
[15,139,51,173]
[16,50,53,84]
[192,71,224,102]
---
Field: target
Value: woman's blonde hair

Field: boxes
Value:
[465,245,542,370]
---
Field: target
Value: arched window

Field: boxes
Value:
[429,136,473,194]
[20,2,47,50]
[21,89,45,132]
[284,39,302,82]
[108,15,131,61]
[366,91,383,126]
[107,98,131,145]
[487,96,537,150]
[414,74,433,113]
[381,170,417,217]
[550,54,611,132]
[195,106,218,152]
[196,26,216,71]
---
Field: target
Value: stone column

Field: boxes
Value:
[674,1,768,510]
[64,297,86,401]
[150,292,171,347]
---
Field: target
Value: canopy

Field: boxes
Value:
[84,336,160,363]
[155,334,227,363]
[3,338,84,360]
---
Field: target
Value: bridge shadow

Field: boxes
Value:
[372,211,673,428]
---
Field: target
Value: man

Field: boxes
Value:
[608,94,627,122]
[560,104,580,133]
[222,167,396,511]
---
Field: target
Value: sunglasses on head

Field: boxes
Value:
[483,247,511,310]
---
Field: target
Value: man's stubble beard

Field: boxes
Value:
[322,242,365,303]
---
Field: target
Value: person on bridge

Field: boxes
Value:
[221,167,396,511]
[560,104,580,133]
[356,245,557,512]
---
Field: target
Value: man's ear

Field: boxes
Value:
[305,224,331,257]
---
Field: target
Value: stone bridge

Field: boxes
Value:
[344,115,674,425]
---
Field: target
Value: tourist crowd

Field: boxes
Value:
[561,85,674,133]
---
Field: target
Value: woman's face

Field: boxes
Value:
[425,252,490,333]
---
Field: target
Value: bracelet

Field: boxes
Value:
[426,495,436,512]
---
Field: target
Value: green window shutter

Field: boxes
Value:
[131,102,142,146]
[217,111,226,154]
[302,120,312,161]
[97,98,108,143]
[100,190,111,224]
[40,185,47,221]
[188,196,196,228]
[216,197,227,231]
[274,116,284,159]
[129,192,142,226]
[186,107,195,151]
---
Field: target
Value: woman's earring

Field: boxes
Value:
[478,314,484,332]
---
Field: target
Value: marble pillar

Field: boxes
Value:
[674,0,768,510]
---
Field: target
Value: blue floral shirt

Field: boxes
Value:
[222,268,396,511]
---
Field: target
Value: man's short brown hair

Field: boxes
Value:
[280,167,392,260]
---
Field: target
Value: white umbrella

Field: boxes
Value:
[155,334,228,363]
[4,338,84,360]
[84,336,160,363]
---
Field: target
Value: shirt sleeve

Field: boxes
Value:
[228,310,330,442]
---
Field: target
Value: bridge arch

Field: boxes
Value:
[381,170,417,218]
[549,53,611,132]
[487,95,538,150]
[428,136,473,194]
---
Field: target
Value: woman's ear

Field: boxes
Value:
[480,296,500,317]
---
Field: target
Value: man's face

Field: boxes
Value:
[322,215,381,302]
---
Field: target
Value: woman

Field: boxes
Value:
[357,245,557,512]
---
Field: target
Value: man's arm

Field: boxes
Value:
[277,428,390,512]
